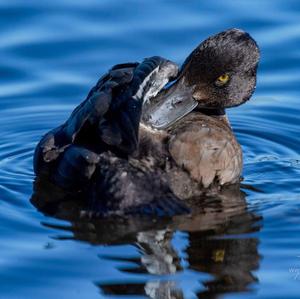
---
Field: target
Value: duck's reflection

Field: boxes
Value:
[186,216,260,298]
[31,179,262,298]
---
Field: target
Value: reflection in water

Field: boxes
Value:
[31,180,262,298]
[188,220,260,298]
[98,228,185,299]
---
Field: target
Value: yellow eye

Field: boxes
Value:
[215,74,230,86]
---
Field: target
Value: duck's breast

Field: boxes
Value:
[168,113,242,189]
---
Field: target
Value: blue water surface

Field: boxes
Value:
[0,0,300,298]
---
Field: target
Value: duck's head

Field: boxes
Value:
[181,28,260,109]
[144,28,260,129]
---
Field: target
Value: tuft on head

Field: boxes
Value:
[181,28,260,108]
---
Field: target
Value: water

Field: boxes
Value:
[0,0,300,298]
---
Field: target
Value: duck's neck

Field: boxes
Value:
[196,107,225,116]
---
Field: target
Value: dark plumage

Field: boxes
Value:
[32,29,260,217]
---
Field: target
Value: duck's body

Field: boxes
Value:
[81,111,241,216]
[33,29,259,217]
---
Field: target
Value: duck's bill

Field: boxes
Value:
[142,95,198,130]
